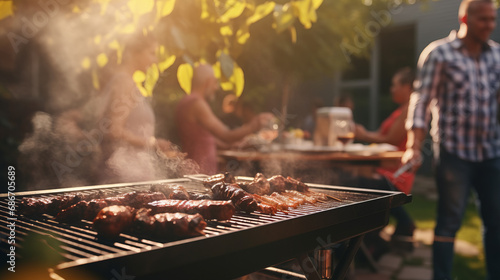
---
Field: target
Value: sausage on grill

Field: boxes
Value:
[55,191,167,222]
[147,199,235,220]
[93,206,206,238]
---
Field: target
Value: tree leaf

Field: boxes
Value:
[158,0,176,18]
[291,0,313,29]
[127,0,155,17]
[246,1,275,25]
[312,0,323,9]
[0,1,13,21]
[158,55,176,72]
[289,26,297,43]
[273,4,295,33]
[133,70,146,84]
[220,80,234,91]
[219,0,246,23]
[81,57,91,70]
[177,63,193,94]
[144,64,160,97]
[96,53,108,68]
[230,64,244,97]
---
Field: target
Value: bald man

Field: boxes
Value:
[175,64,273,174]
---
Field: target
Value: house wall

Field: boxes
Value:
[392,0,500,59]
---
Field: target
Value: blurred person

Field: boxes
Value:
[97,32,182,184]
[402,1,500,279]
[344,67,417,257]
[175,63,273,175]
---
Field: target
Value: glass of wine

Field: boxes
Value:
[258,118,279,151]
[334,119,355,151]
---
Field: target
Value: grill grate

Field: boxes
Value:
[0,179,403,279]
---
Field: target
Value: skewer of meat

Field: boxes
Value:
[211,182,277,214]
[19,191,106,217]
[283,190,318,204]
[147,199,236,220]
[239,173,270,195]
[93,206,206,238]
[252,194,289,211]
[55,191,167,222]
[150,184,213,200]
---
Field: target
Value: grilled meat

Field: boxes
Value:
[285,176,309,192]
[187,192,213,200]
[55,191,166,222]
[267,175,287,193]
[240,173,270,196]
[93,206,206,238]
[211,182,277,214]
[93,205,134,238]
[147,199,236,220]
[150,184,212,200]
[151,184,190,200]
[152,212,206,237]
[203,172,236,188]
[211,182,259,212]
[19,191,104,217]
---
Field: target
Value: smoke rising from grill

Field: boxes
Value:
[12,1,200,189]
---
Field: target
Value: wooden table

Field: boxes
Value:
[217,149,404,185]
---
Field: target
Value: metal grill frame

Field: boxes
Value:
[0,178,411,280]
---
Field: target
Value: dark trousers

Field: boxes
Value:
[433,148,500,280]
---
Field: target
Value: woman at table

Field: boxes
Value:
[348,67,417,255]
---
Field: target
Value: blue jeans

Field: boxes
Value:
[433,147,500,280]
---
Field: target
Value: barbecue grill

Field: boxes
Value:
[0,177,411,280]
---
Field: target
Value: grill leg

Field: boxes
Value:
[297,253,322,280]
[331,235,364,280]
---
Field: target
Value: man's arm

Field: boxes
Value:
[401,43,442,169]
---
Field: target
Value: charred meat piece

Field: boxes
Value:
[55,201,88,222]
[211,182,258,213]
[267,175,287,193]
[134,208,206,237]
[93,207,206,238]
[55,191,166,222]
[122,191,167,208]
[151,184,211,200]
[240,173,270,195]
[150,184,190,200]
[169,186,190,200]
[19,192,103,217]
[187,192,213,200]
[203,172,236,188]
[152,212,206,237]
[285,177,309,192]
[147,199,235,220]
[93,206,134,238]
[133,208,156,231]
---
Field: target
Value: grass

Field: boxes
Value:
[402,193,486,279]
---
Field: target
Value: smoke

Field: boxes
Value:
[11,1,201,189]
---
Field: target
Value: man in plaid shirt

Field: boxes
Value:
[403,0,500,279]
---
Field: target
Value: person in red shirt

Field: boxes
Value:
[347,67,417,256]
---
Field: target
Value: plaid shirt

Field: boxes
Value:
[406,31,500,162]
